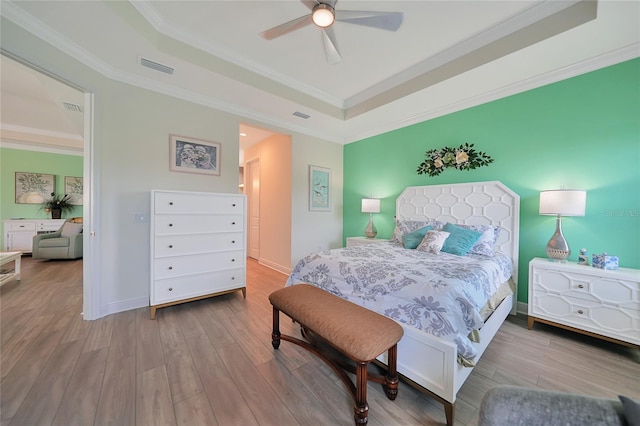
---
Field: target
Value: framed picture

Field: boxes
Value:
[15,172,55,204]
[309,165,331,211]
[169,134,221,176]
[65,176,83,205]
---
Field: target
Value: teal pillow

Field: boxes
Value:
[441,223,482,256]
[402,225,433,249]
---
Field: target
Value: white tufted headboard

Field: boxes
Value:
[396,181,520,288]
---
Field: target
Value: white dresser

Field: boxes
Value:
[3,219,67,253]
[528,257,640,348]
[150,190,247,319]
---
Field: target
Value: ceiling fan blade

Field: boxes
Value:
[321,27,342,65]
[335,10,403,31]
[300,0,318,11]
[260,14,313,40]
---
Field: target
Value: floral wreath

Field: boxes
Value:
[417,143,493,177]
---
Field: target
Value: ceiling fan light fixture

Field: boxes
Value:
[312,3,335,28]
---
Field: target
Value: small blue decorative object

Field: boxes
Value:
[592,252,619,270]
[578,248,589,266]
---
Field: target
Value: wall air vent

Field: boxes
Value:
[139,57,174,75]
[292,111,310,119]
[62,102,83,113]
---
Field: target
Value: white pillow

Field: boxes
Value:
[455,224,501,257]
[61,222,83,237]
[390,219,444,244]
[417,230,450,254]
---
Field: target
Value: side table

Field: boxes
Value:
[0,251,22,287]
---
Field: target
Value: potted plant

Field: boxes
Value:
[41,192,74,219]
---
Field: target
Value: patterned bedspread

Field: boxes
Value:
[285,241,514,363]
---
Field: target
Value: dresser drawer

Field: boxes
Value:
[531,267,640,310]
[154,232,244,257]
[37,219,66,232]
[6,222,36,232]
[154,214,243,235]
[154,250,245,279]
[152,268,245,304]
[154,192,244,215]
[531,293,640,344]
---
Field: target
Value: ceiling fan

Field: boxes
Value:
[259,0,403,65]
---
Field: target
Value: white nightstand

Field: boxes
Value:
[346,237,389,247]
[528,257,640,348]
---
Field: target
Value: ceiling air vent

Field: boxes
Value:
[63,102,83,113]
[139,57,174,75]
[292,111,310,119]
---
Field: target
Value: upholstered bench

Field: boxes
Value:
[269,284,404,426]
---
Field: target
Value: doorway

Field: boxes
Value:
[246,158,260,260]
[0,51,97,319]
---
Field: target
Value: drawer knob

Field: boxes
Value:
[231,240,235,244]
[578,284,584,289]
[231,259,235,262]
[577,309,584,315]
[231,277,235,280]
[232,203,236,207]
[169,223,173,227]
[168,287,173,292]
[168,266,173,270]
[232,221,236,225]
[169,202,174,205]
[169,245,173,248]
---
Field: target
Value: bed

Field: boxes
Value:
[286,181,520,425]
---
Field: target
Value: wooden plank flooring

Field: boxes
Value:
[1,256,638,425]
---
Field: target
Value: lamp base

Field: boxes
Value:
[364,215,377,239]
[546,215,570,262]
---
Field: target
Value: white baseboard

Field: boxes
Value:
[516,301,528,316]
[102,296,148,318]
[258,258,291,276]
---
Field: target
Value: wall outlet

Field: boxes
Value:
[133,213,146,223]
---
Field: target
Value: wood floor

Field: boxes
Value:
[1,256,639,426]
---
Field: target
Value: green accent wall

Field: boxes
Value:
[344,58,640,304]
[0,148,83,246]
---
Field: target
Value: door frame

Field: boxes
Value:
[246,157,260,261]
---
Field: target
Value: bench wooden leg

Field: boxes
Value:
[354,361,369,425]
[384,344,399,400]
[271,307,281,350]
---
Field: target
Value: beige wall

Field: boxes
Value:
[243,134,292,274]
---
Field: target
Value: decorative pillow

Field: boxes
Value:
[620,395,640,426]
[60,222,83,237]
[455,224,501,257]
[391,220,444,244]
[402,226,433,249]
[441,223,482,256]
[417,230,450,254]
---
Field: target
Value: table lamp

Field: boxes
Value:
[539,189,586,262]
[361,198,380,238]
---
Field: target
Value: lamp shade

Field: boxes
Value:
[539,190,586,216]
[361,198,380,214]
[312,4,335,27]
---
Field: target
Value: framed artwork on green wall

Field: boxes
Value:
[15,172,55,204]
[65,176,83,205]
[309,165,331,211]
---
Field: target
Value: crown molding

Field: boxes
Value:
[129,1,344,108]
[0,123,83,141]
[344,44,640,144]
[0,140,83,156]
[1,1,342,145]
[344,0,586,110]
